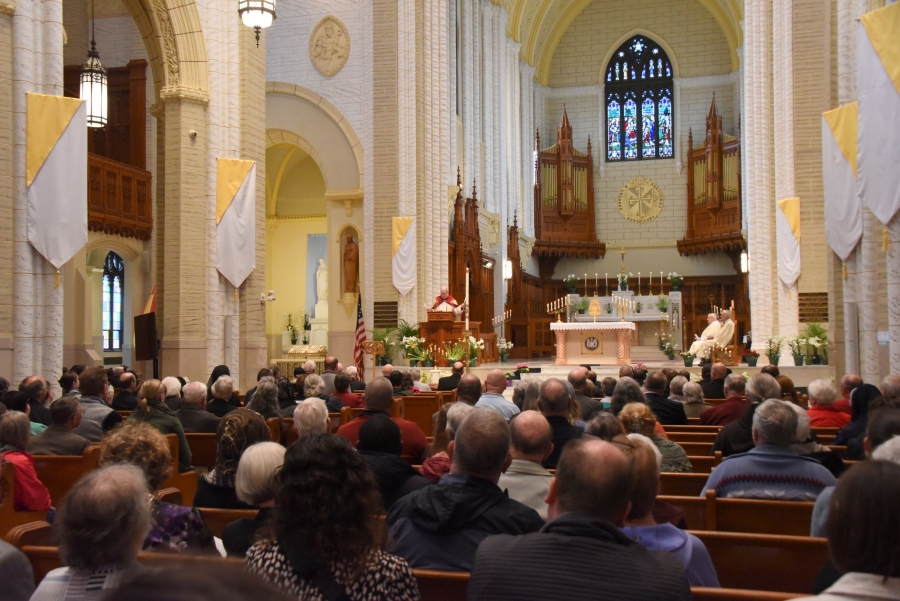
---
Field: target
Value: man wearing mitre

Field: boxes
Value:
[688,313,722,357]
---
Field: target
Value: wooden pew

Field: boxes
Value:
[0,462,47,540]
[339,399,402,426]
[690,589,798,601]
[185,433,218,471]
[693,531,828,593]
[197,508,258,538]
[161,434,198,506]
[283,418,299,447]
[4,520,52,547]
[414,569,469,601]
[327,412,341,433]
[31,446,101,503]
[677,441,715,456]
[266,417,282,443]
[666,432,719,443]
[399,393,445,436]
[686,454,721,474]
[658,492,816,536]
[663,424,723,433]
[659,473,710,497]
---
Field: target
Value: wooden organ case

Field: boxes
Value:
[676,96,744,260]
[533,108,606,278]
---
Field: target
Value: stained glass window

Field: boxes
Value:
[604,35,674,161]
[102,251,124,352]
[607,95,621,161]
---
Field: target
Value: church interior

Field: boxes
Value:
[3,0,900,597]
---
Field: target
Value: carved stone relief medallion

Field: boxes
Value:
[309,16,351,77]
[617,176,664,224]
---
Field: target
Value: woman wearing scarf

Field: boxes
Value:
[193,409,272,509]
[833,383,883,460]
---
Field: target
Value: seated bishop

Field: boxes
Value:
[692,311,736,360]
[688,314,722,357]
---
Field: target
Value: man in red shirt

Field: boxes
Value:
[699,373,747,426]
[329,373,363,408]
[806,379,851,428]
[337,376,428,464]
[834,374,862,415]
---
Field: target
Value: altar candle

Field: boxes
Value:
[465,267,470,330]
[595,273,598,289]
[605,273,608,289]
[638,272,640,287]
[584,274,588,292]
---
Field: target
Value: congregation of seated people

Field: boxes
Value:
[1,358,900,601]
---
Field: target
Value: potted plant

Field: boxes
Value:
[516,362,530,378]
[764,336,783,366]
[400,334,426,366]
[573,298,589,315]
[617,272,633,292]
[466,335,485,367]
[505,371,516,387]
[788,336,805,366]
[285,313,299,345]
[606,303,613,314]
[369,326,398,366]
[802,323,828,365]
[563,274,579,294]
[657,296,669,312]
[443,341,466,365]
[680,350,696,368]
[635,301,643,314]
[667,272,683,292]
[498,340,513,363]
[742,349,759,367]
[664,340,676,360]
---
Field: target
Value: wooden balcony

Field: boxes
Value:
[88,153,152,240]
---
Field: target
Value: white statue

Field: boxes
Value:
[316,259,328,302]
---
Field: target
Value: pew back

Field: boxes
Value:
[31,446,101,503]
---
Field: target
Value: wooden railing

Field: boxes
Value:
[88,152,152,240]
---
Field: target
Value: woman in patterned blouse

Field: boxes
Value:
[619,402,693,473]
[245,433,420,600]
[99,423,214,552]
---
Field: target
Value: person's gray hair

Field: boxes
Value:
[161,376,182,398]
[745,373,782,404]
[303,360,317,374]
[539,378,571,413]
[784,401,812,443]
[57,464,151,570]
[293,398,329,437]
[182,381,207,405]
[212,374,234,400]
[682,381,704,405]
[235,442,285,505]
[303,374,325,397]
[669,375,688,398]
[446,401,476,440]
[409,368,421,381]
[752,399,799,446]
[808,379,837,406]
[344,365,358,377]
[255,379,279,402]
[512,380,529,409]
[724,373,746,396]
[627,433,662,471]
[721,310,732,319]
[452,408,510,475]
[882,375,900,400]
[871,436,900,464]
[610,377,645,415]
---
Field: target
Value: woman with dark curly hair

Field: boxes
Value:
[193,408,272,509]
[245,433,420,600]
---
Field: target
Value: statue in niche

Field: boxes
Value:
[343,235,359,294]
[316,259,328,303]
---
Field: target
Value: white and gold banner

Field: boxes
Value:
[857,3,900,225]
[392,216,416,297]
[822,103,862,261]
[776,197,801,287]
[26,93,87,269]
[216,158,257,288]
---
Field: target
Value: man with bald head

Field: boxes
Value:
[336,376,429,463]
[618,364,634,379]
[437,361,465,391]
[498,411,554,519]
[455,374,482,405]
[700,362,728,399]
[469,438,691,600]
[388,408,544,571]
[569,367,602,421]
[475,369,520,420]
[537,378,583,469]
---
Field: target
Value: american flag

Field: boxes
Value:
[353,294,365,381]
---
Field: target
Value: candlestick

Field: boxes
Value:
[595,273,598,291]
[465,267,470,331]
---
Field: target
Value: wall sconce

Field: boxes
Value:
[260,290,276,304]
[483,258,494,269]
[503,260,513,281]
[740,251,749,274]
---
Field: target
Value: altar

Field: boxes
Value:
[550,322,635,366]
[564,291,683,350]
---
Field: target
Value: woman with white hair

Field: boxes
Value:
[162,376,184,411]
[681,381,714,418]
[293,397,330,438]
[807,379,851,428]
[303,374,341,413]
[208,375,238,417]
[223,442,286,557]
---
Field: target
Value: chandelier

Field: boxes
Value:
[79,0,107,128]
[238,0,276,47]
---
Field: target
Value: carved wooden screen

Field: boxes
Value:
[505,218,554,359]
[448,173,494,330]
[677,96,744,257]
[533,108,605,277]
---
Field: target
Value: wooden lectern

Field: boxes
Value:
[420,312,480,367]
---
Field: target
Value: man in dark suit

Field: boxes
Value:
[345,366,367,392]
[644,371,688,426]
[27,396,91,456]
[18,376,53,426]
[468,437,691,601]
[568,367,602,421]
[437,362,465,391]
[538,378,583,469]
[700,362,728,399]
[111,372,139,411]
[175,381,221,433]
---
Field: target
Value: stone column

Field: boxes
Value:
[395,0,417,324]
[520,61,534,236]
[480,0,493,211]
[0,0,15,378]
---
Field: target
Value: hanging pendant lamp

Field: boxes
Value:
[238,0,276,47]
[80,0,107,128]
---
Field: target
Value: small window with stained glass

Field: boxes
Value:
[605,36,674,161]
[102,251,124,352]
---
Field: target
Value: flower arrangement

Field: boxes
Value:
[657,296,669,312]
[516,362,530,374]
[563,274,579,293]
[443,341,466,362]
[498,341,514,351]
[617,272,633,290]
[635,301,643,313]
[302,312,311,331]
[505,371,517,380]
[573,298,590,313]
[667,272,683,290]
[742,349,759,358]
[663,340,676,355]
[764,336,783,357]
[787,336,804,356]
[400,335,426,354]
[680,350,697,360]
[407,344,434,365]
[466,335,485,358]
[285,313,299,344]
